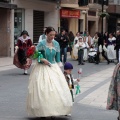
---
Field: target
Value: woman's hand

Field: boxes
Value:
[41,59,50,65]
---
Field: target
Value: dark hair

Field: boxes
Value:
[45,26,55,34]
[20,30,29,36]
[61,29,66,33]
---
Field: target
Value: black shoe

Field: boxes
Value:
[81,63,85,65]
[95,62,99,64]
[24,73,28,75]
[107,61,110,64]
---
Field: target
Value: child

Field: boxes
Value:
[77,37,85,65]
[64,62,80,102]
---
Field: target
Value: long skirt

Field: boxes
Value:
[13,48,32,70]
[107,45,116,60]
[27,62,72,117]
[107,64,120,111]
[83,49,88,61]
[71,45,78,60]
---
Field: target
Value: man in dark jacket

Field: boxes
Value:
[57,29,69,63]
[115,30,120,63]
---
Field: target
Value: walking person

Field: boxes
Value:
[13,30,32,75]
[115,30,120,63]
[57,29,69,64]
[64,62,80,102]
[95,32,110,64]
[27,27,72,118]
[107,33,116,62]
[68,31,75,55]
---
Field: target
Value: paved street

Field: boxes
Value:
[0,57,118,120]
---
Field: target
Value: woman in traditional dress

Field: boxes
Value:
[107,33,116,62]
[107,50,120,120]
[13,30,32,75]
[27,27,72,118]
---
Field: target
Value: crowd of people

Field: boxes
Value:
[13,26,120,119]
[54,30,120,65]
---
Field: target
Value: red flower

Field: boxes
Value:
[27,46,35,57]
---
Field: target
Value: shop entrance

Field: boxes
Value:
[88,21,96,37]
[60,18,69,33]
[33,10,44,43]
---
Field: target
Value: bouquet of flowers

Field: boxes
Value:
[26,46,44,63]
[75,68,82,95]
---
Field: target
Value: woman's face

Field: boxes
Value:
[23,34,27,39]
[109,34,112,38]
[47,31,55,42]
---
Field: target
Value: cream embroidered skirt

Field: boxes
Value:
[27,62,72,117]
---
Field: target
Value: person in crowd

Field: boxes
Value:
[103,32,109,45]
[57,29,69,64]
[77,37,85,65]
[83,37,89,61]
[38,27,47,42]
[13,30,32,75]
[72,40,79,60]
[68,31,75,55]
[74,32,80,44]
[114,30,120,63]
[107,33,116,62]
[92,32,99,50]
[54,31,58,40]
[27,27,72,118]
[107,51,120,120]
[64,62,80,102]
[95,32,110,64]
[86,31,93,47]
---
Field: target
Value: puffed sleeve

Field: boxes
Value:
[36,41,46,58]
[55,41,63,67]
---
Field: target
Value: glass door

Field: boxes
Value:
[14,9,25,46]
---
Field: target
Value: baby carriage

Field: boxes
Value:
[88,48,97,63]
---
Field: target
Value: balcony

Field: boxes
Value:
[0,0,17,9]
[0,0,11,3]
[109,0,120,5]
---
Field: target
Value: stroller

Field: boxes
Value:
[88,48,97,63]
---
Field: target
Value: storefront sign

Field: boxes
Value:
[60,9,80,18]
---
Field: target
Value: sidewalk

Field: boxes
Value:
[77,65,115,109]
[0,57,16,72]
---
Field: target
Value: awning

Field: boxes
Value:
[61,4,89,10]
[0,2,17,9]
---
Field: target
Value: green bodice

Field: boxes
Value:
[36,40,60,64]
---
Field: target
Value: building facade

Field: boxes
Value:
[0,0,17,57]
[107,0,120,33]
[7,0,59,57]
